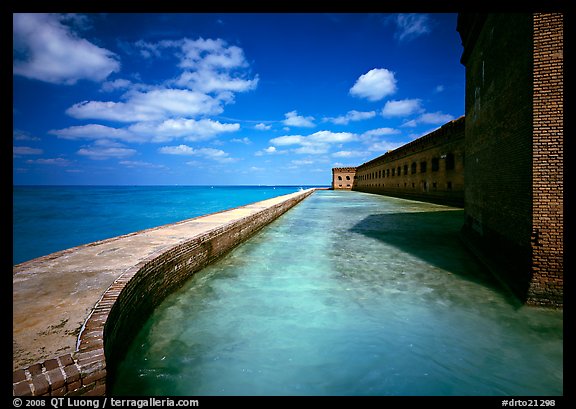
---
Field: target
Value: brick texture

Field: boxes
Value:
[457,13,563,307]
[528,13,563,307]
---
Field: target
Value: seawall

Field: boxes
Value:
[13,188,316,396]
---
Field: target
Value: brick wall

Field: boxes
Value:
[528,13,563,307]
[332,167,357,190]
[353,117,465,207]
[13,189,315,396]
[12,354,99,396]
[458,13,563,307]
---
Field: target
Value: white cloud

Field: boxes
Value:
[202,46,246,71]
[349,68,397,101]
[51,118,239,144]
[255,146,287,156]
[394,14,431,42]
[184,160,202,167]
[127,118,239,142]
[361,127,401,138]
[270,131,356,147]
[416,111,454,124]
[13,13,119,84]
[159,145,235,162]
[134,39,163,59]
[13,130,41,141]
[270,135,305,146]
[309,130,356,144]
[282,111,315,128]
[323,110,376,125]
[158,145,197,155]
[67,89,225,122]
[255,123,271,130]
[137,37,258,96]
[77,146,137,160]
[178,38,248,71]
[332,150,365,158]
[173,70,258,94]
[254,146,286,156]
[194,148,232,161]
[119,160,166,169]
[293,145,329,155]
[26,158,72,166]
[382,99,423,117]
[58,35,258,162]
[269,130,357,155]
[434,85,445,93]
[230,137,251,144]
[101,79,133,92]
[291,159,315,165]
[357,127,407,154]
[50,124,136,141]
[367,140,405,152]
[401,111,454,127]
[13,146,43,156]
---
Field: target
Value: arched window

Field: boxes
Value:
[411,162,417,174]
[346,175,350,180]
[338,176,342,180]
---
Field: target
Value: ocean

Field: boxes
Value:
[12,185,320,265]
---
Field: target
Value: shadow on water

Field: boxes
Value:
[348,209,520,306]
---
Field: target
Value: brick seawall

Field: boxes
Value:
[13,188,316,396]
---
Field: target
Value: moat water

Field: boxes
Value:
[112,190,563,396]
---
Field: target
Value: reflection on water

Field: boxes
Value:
[112,191,562,396]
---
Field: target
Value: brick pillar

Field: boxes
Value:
[528,13,563,307]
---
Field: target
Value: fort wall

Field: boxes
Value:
[331,167,357,190]
[528,13,563,306]
[457,13,563,306]
[353,116,465,207]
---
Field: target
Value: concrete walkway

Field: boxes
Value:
[13,189,316,371]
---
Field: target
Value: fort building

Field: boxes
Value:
[331,167,357,190]
[352,116,465,207]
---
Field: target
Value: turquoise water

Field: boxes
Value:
[12,185,315,265]
[112,190,563,396]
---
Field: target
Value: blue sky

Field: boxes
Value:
[13,13,465,186]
